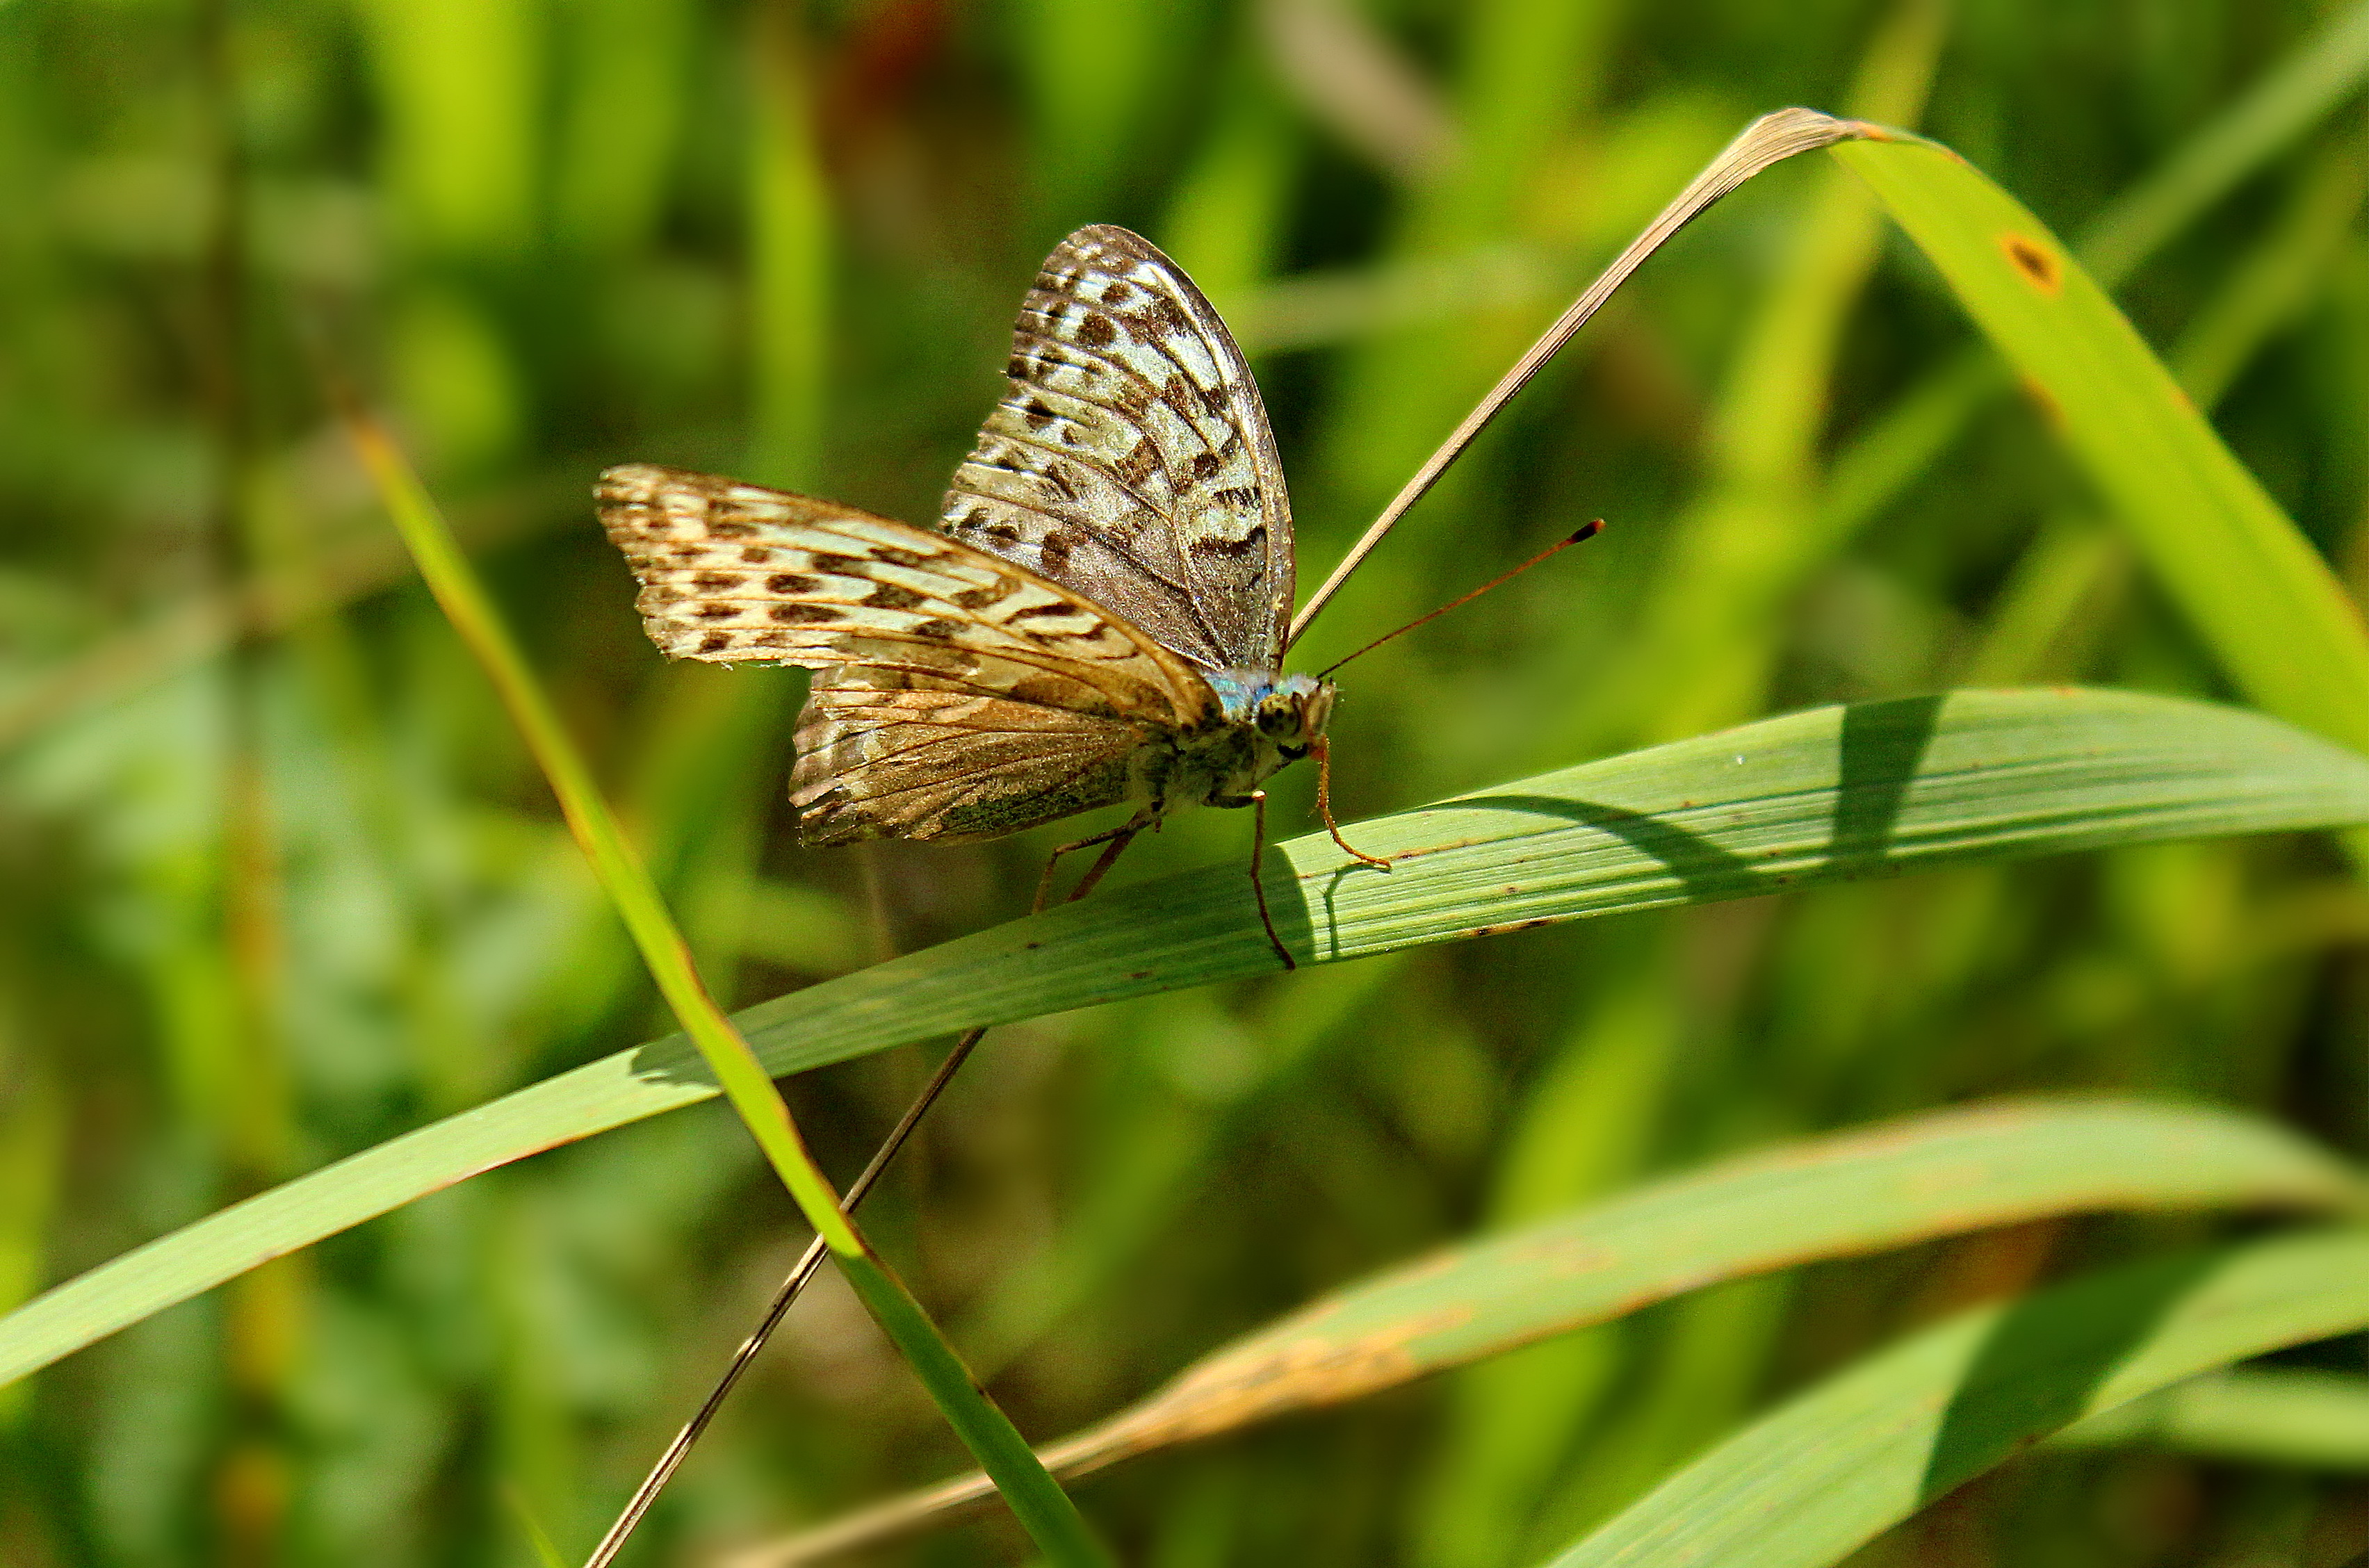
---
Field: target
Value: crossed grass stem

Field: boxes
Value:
[583,828,1141,1568]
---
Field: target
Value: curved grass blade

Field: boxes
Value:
[350,420,1108,1567]
[2050,1367,2369,1470]
[1537,1230,2369,1568]
[1830,132,2369,757]
[7,687,2369,1389]
[1802,0,2369,692]
[732,1101,2362,1566]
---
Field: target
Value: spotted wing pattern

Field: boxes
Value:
[941,224,1293,674]
[596,464,1219,844]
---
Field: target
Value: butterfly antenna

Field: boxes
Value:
[1283,108,1877,654]
[1316,520,1601,680]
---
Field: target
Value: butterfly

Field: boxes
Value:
[596,224,1383,967]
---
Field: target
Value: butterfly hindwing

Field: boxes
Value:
[596,463,1219,843]
[940,224,1293,674]
[789,675,1146,844]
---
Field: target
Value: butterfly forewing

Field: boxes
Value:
[596,463,1219,842]
[941,224,1294,674]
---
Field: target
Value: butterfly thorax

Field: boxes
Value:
[1134,670,1333,817]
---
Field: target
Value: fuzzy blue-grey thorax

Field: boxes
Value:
[1207,669,1328,730]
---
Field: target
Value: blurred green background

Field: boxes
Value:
[6,0,2369,1562]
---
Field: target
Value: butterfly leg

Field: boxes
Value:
[1248,790,1296,970]
[1033,810,1154,913]
[1312,735,1390,871]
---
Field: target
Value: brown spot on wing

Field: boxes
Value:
[1114,441,1161,487]
[1191,528,1263,560]
[770,603,841,624]
[1111,379,1155,420]
[865,582,925,610]
[767,572,820,594]
[1146,295,1190,335]
[1077,312,1117,348]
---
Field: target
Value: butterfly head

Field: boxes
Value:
[1207,669,1333,767]
[1250,674,1334,760]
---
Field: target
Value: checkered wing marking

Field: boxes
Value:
[941,224,1293,673]
[596,464,1219,844]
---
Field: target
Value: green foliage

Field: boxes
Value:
[355,419,1107,1565]
[7,2,2369,1566]
[1547,1232,2369,1568]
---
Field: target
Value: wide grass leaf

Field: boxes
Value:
[732,1100,2359,1564]
[1538,1230,2369,1568]
[5,688,2367,1387]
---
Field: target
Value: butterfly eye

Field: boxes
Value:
[1256,699,1300,737]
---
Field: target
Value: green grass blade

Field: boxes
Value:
[2051,1368,2369,1470]
[739,1101,2362,1564]
[7,687,2368,1389]
[346,424,845,1239]
[1831,133,2369,756]
[503,1483,571,1568]
[2166,132,2369,407]
[1590,4,1945,748]
[1537,1230,2369,1568]
[2078,0,2369,287]
[1789,6,2369,711]
[348,422,1109,1567]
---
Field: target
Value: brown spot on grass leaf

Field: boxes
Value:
[2017,372,2064,431]
[1999,231,2062,297]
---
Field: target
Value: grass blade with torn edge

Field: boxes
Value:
[347,420,1109,1568]
[8,687,2369,1389]
[732,1100,2361,1566]
[1536,1230,2369,1568]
